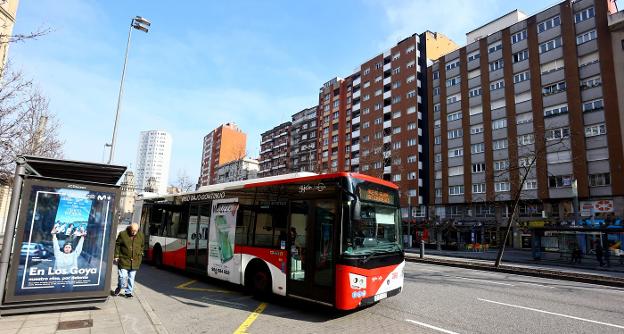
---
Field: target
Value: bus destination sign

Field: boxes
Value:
[359,188,394,205]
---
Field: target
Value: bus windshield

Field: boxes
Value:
[344,201,402,256]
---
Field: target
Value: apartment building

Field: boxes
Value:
[135,130,172,194]
[290,107,319,173]
[428,0,624,250]
[198,123,247,186]
[215,158,259,184]
[258,122,291,177]
[317,32,458,217]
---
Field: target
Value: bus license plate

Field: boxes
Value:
[374,292,387,301]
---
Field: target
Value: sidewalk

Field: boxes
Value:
[0,268,167,334]
[405,248,624,286]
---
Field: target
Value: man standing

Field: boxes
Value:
[114,223,144,297]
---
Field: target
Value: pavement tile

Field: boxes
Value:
[91,325,123,334]
[0,315,27,321]
[90,313,119,322]
[0,328,19,334]
[20,318,59,328]
[91,318,122,329]
[24,313,60,320]
[16,324,57,334]
[0,320,24,330]
[53,328,90,334]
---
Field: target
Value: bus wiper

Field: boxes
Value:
[360,252,377,264]
[360,248,394,264]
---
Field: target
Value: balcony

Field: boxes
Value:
[384,166,391,174]
[383,105,391,114]
[383,136,391,144]
[383,120,391,129]
[383,91,391,99]
[353,90,361,99]
[383,76,391,85]
[351,157,360,165]
[352,116,360,125]
[352,129,360,138]
[352,77,361,86]
[351,143,360,152]
[352,102,360,112]
[383,62,391,71]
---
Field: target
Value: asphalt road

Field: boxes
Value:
[134,261,624,334]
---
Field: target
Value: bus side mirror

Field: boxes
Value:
[352,200,361,219]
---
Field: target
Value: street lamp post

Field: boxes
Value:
[107,16,151,164]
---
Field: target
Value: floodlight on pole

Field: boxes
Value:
[107,16,150,164]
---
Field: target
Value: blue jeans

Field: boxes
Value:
[117,268,137,295]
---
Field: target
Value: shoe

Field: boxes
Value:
[114,287,121,296]
[124,293,133,298]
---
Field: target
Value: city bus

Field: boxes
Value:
[133,172,404,310]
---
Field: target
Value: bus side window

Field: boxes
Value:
[236,206,254,246]
[177,205,189,239]
[164,208,181,238]
[254,212,273,247]
[149,207,163,236]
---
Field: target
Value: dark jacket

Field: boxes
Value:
[114,228,144,270]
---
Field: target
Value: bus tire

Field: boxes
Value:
[245,260,272,298]
[153,244,163,268]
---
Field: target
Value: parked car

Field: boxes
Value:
[20,242,50,264]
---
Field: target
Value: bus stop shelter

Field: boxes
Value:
[0,156,126,314]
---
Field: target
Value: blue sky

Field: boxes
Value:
[11,0,549,185]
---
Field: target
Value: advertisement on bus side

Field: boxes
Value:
[207,198,240,284]
[5,178,117,303]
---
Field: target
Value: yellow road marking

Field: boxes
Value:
[233,302,268,334]
[175,279,232,294]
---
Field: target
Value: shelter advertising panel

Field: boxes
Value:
[207,198,240,284]
[5,178,118,303]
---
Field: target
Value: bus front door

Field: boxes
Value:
[287,199,336,306]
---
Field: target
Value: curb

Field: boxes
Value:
[405,255,624,288]
[136,288,169,334]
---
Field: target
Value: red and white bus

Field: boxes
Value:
[134,172,404,310]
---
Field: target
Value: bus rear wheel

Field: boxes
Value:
[153,245,163,268]
[246,263,271,298]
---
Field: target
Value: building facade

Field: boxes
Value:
[135,130,172,194]
[0,0,19,72]
[258,122,291,177]
[215,158,259,184]
[317,32,458,218]
[198,123,247,186]
[290,107,319,173]
[118,170,136,222]
[427,0,624,251]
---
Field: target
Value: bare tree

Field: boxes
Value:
[175,170,194,192]
[1,27,51,45]
[0,64,63,183]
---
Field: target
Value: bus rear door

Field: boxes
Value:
[287,199,337,306]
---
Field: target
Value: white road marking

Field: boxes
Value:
[515,282,554,288]
[406,319,460,334]
[452,276,514,286]
[478,298,624,330]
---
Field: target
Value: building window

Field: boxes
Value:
[392,126,401,134]
[538,15,561,33]
[407,122,417,130]
[374,102,382,110]
[392,81,401,89]
[546,150,571,164]
[516,113,533,124]
[447,94,460,104]
[393,111,402,119]
[542,81,566,96]
[445,60,460,70]
[513,71,530,83]
[447,129,463,139]
[523,179,538,190]
[435,153,442,162]
[493,139,508,150]
[448,166,463,176]
[473,183,486,194]
[585,123,606,137]
[495,182,511,192]
[407,90,417,98]
[488,41,502,53]
[490,80,505,91]
[362,121,370,129]
[392,174,401,182]
[511,30,528,44]
[544,104,568,117]
[433,87,440,96]
[446,76,460,87]
[448,148,464,158]
[407,139,417,146]
[434,136,441,145]
[470,124,484,134]
[469,88,482,97]
[472,163,486,173]
[492,118,507,130]
[363,94,370,101]
[548,175,573,188]
[471,143,485,154]
[433,71,440,79]
[546,127,570,141]
[539,37,563,53]
[589,173,610,187]
[406,75,416,83]
[449,185,464,196]
[576,30,597,45]
[433,103,441,112]
[363,67,371,75]
[512,49,529,63]
[393,67,401,75]
[575,6,595,23]
[494,160,509,171]
[408,155,417,163]
[489,59,504,71]
[580,76,601,90]
[582,99,604,112]
[467,51,480,62]
[363,107,370,115]
[517,134,535,146]
[392,142,401,150]
[435,188,442,197]
[374,117,383,125]
[447,111,462,122]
